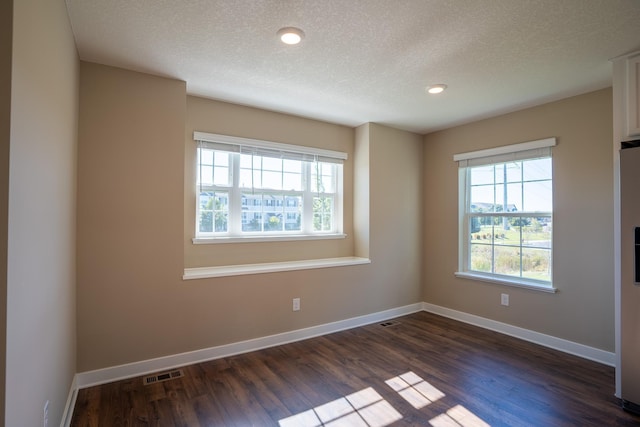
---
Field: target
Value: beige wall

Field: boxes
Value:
[369,124,423,285]
[77,63,187,371]
[354,124,370,258]
[77,63,423,372]
[185,96,355,267]
[6,0,78,425]
[422,88,614,351]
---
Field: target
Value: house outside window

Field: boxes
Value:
[194,132,346,242]
[454,138,556,291]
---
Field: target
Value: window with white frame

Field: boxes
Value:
[454,138,556,290]
[194,132,346,241]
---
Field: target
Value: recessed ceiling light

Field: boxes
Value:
[426,84,447,94]
[277,27,305,45]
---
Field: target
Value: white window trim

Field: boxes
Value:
[194,131,347,240]
[453,137,556,163]
[194,132,348,161]
[454,137,556,293]
[454,271,558,293]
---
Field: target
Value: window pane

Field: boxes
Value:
[494,246,521,277]
[198,191,228,233]
[508,216,528,233]
[239,168,253,188]
[262,171,282,190]
[283,159,301,173]
[493,184,504,211]
[284,195,302,231]
[523,181,552,212]
[311,162,336,193]
[200,165,213,185]
[197,151,231,187]
[214,200,228,232]
[242,193,261,232]
[252,170,263,188]
[239,169,263,188]
[261,194,284,232]
[213,166,229,186]
[240,154,253,169]
[313,197,333,231]
[505,162,521,183]
[470,165,494,185]
[213,151,229,167]
[322,163,334,175]
[199,203,213,233]
[201,149,214,165]
[239,155,266,188]
[283,172,302,191]
[262,156,282,172]
[470,243,492,273]
[506,219,524,246]
[242,211,262,232]
[490,217,513,246]
[506,183,522,211]
[523,158,552,181]
[264,214,283,231]
[282,159,303,191]
[469,216,494,243]
[322,174,335,193]
[522,217,552,248]
[522,248,551,281]
[470,185,495,212]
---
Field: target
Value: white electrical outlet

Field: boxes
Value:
[293,297,301,311]
[501,293,509,306]
[43,400,49,427]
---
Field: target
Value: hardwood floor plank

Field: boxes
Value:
[227,353,295,422]
[71,311,640,426]
[70,385,101,427]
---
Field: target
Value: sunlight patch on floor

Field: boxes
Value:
[385,371,445,409]
[429,404,491,427]
[279,387,402,427]
[280,372,490,427]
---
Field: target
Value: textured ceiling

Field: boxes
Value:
[65,0,640,134]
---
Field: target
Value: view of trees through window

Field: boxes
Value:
[467,157,552,282]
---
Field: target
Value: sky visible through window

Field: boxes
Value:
[470,158,552,212]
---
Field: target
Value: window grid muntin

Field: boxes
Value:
[197,148,232,187]
[465,157,552,284]
[240,190,303,233]
[198,191,229,233]
[197,148,340,238]
[467,212,552,282]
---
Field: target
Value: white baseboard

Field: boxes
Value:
[60,374,78,427]
[64,301,615,426]
[422,302,615,366]
[75,302,423,389]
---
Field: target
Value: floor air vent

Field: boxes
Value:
[143,369,184,385]
[380,321,400,327]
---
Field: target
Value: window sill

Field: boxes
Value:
[193,233,347,244]
[183,256,371,280]
[454,271,557,293]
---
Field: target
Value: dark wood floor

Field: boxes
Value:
[71,311,640,426]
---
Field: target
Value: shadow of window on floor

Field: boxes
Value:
[385,371,445,409]
[278,386,402,427]
[279,372,490,427]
